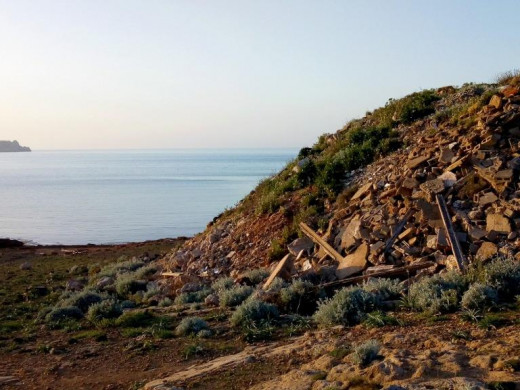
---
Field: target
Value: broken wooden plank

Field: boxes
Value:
[299,222,344,262]
[321,261,436,289]
[384,208,415,254]
[435,194,466,272]
[262,253,292,290]
[161,271,183,277]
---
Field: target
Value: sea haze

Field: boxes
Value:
[0,149,296,245]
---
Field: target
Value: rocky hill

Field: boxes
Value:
[162,73,520,286]
[0,140,31,152]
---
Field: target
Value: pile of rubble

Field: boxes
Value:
[162,81,520,289]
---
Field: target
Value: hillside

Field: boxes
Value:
[2,74,520,390]
[162,73,520,282]
[0,140,31,152]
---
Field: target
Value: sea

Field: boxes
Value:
[0,149,297,245]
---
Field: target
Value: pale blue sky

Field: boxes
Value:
[0,1,519,149]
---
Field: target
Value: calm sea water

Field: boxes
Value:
[0,149,296,245]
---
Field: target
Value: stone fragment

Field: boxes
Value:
[420,179,445,201]
[476,242,498,261]
[338,216,362,250]
[204,293,219,306]
[407,155,429,169]
[438,171,457,187]
[489,94,503,109]
[19,262,32,270]
[486,214,512,234]
[478,192,498,206]
[66,279,84,291]
[436,229,449,249]
[439,148,455,164]
[335,243,368,279]
[287,237,314,256]
[351,183,372,201]
[416,199,443,229]
[426,235,437,249]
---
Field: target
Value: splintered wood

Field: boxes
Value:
[299,222,344,262]
[436,194,466,272]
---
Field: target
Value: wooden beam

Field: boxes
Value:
[320,261,436,289]
[384,208,415,254]
[435,194,466,272]
[299,222,344,262]
[262,253,292,290]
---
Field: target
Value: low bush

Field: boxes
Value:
[219,285,254,308]
[60,290,104,313]
[158,297,173,307]
[244,269,270,285]
[313,287,376,327]
[115,310,155,328]
[175,317,209,337]
[45,306,83,323]
[174,288,212,305]
[363,310,402,328]
[115,274,147,298]
[211,277,235,292]
[231,298,279,327]
[362,278,403,302]
[86,299,123,323]
[98,258,145,278]
[482,258,520,300]
[461,283,498,312]
[279,279,315,314]
[266,277,288,292]
[351,339,381,366]
[406,271,467,314]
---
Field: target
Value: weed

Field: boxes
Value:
[363,310,402,328]
[313,287,376,327]
[362,278,403,302]
[244,269,270,285]
[279,279,315,314]
[351,339,381,366]
[175,288,212,305]
[478,314,508,330]
[211,277,235,292]
[219,285,254,308]
[329,346,351,359]
[231,298,279,327]
[158,297,172,307]
[241,320,276,342]
[45,306,83,323]
[461,283,498,312]
[175,317,210,337]
[115,311,155,328]
[86,299,122,323]
[182,343,204,360]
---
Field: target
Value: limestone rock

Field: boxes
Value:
[288,237,314,256]
[335,243,368,279]
[486,214,511,234]
[476,242,498,261]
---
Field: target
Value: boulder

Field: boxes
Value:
[288,237,314,256]
[335,243,368,279]
[486,214,511,234]
[19,262,32,270]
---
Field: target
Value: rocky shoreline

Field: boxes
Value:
[0,140,31,152]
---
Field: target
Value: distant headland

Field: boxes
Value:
[0,140,31,152]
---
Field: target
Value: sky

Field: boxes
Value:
[0,1,519,150]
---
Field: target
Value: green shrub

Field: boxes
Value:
[86,299,123,323]
[267,277,288,292]
[495,69,520,86]
[483,258,520,300]
[244,269,270,285]
[268,238,286,261]
[133,265,158,279]
[461,283,498,312]
[60,290,104,313]
[231,298,279,327]
[363,310,402,328]
[219,285,254,308]
[211,277,235,292]
[115,274,146,298]
[115,311,155,328]
[362,278,403,302]
[158,297,173,307]
[279,279,315,314]
[175,317,209,336]
[98,259,145,278]
[45,306,83,323]
[313,287,376,327]
[351,340,381,366]
[406,271,467,314]
[174,287,212,305]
